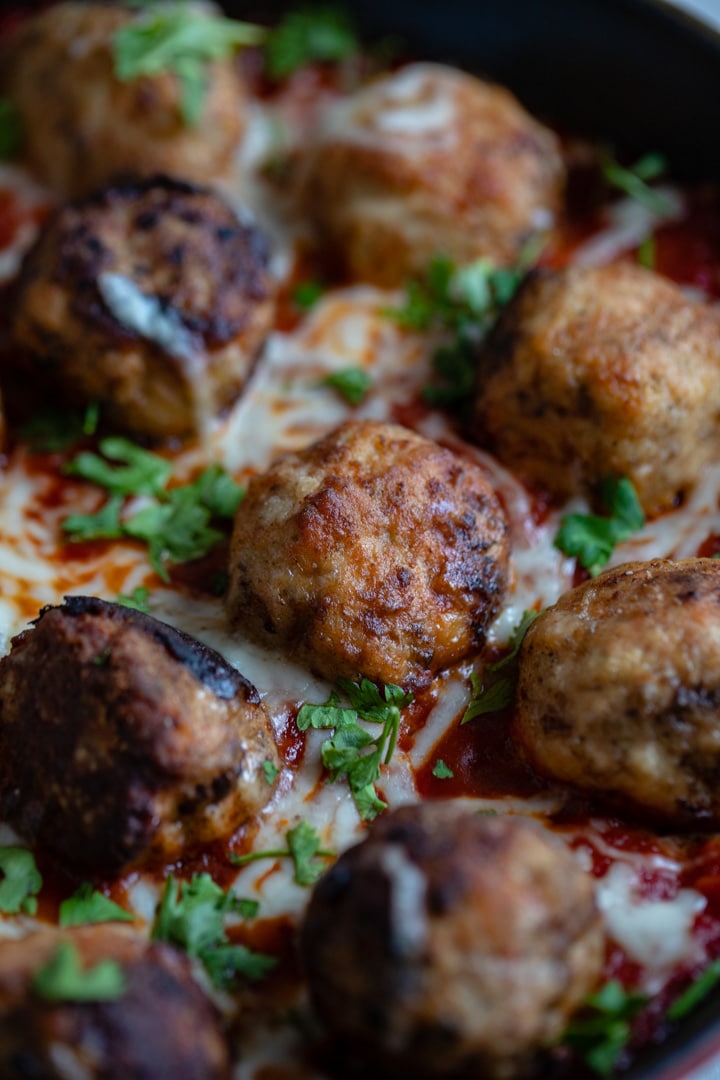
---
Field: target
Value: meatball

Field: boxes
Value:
[11,176,275,440]
[514,558,720,827]
[472,263,720,515]
[0,596,279,876]
[0,924,230,1079]
[293,63,564,287]
[226,420,510,689]
[2,2,248,197]
[300,803,604,1079]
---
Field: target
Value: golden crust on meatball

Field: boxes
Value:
[514,558,720,827]
[293,63,564,286]
[0,597,279,877]
[11,176,275,440]
[472,263,720,515]
[2,2,246,197]
[0,925,231,1080]
[226,420,510,689]
[301,803,604,1079]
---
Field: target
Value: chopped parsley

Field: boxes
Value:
[431,759,454,779]
[667,960,720,1022]
[386,255,526,407]
[116,586,151,613]
[62,442,244,581]
[231,820,334,887]
[561,980,648,1076]
[113,3,265,126]
[293,280,324,310]
[321,367,372,406]
[554,477,645,577]
[637,234,655,270]
[262,759,280,785]
[296,678,413,820]
[152,872,275,990]
[265,8,359,80]
[0,847,42,916]
[462,611,539,724]
[32,942,126,1003]
[20,402,100,453]
[0,97,21,160]
[59,883,134,928]
[602,151,674,216]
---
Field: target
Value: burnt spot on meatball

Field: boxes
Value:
[472,263,720,516]
[514,558,720,828]
[293,63,564,286]
[0,597,279,877]
[226,421,510,690]
[11,177,276,441]
[300,802,604,1080]
[0,925,231,1080]
[2,2,247,197]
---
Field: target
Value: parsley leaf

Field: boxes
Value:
[113,4,265,126]
[59,884,134,928]
[0,847,42,916]
[321,367,372,406]
[152,872,275,990]
[296,678,412,819]
[554,477,645,576]
[667,960,720,1022]
[562,981,648,1076]
[66,437,171,496]
[462,611,538,724]
[637,234,655,270]
[262,760,279,785]
[62,495,125,543]
[293,280,324,310]
[116,586,151,612]
[0,97,21,160]
[231,821,335,886]
[33,942,126,1003]
[265,8,359,80]
[20,402,99,453]
[432,759,454,779]
[602,151,674,216]
[486,610,540,672]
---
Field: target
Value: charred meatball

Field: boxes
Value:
[11,176,275,440]
[514,558,720,827]
[2,2,249,196]
[473,263,720,515]
[301,803,603,1079]
[294,63,564,286]
[0,596,279,877]
[226,421,510,689]
[0,925,230,1079]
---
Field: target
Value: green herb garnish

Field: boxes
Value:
[116,586,151,612]
[554,477,645,577]
[0,98,21,160]
[293,280,324,310]
[20,402,99,453]
[265,8,358,80]
[59,883,134,928]
[602,151,674,216]
[262,760,280,785]
[66,437,171,497]
[152,872,274,990]
[33,942,126,1002]
[113,3,265,126]
[0,847,42,916]
[321,367,372,405]
[296,678,412,820]
[562,980,648,1076]
[462,611,538,724]
[637,234,655,269]
[231,820,335,886]
[668,960,720,1022]
[432,759,454,779]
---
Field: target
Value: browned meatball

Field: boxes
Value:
[11,176,275,440]
[514,558,720,828]
[293,63,564,287]
[0,925,230,1079]
[0,596,279,876]
[301,803,604,1079]
[226,421,510,689]
[2,2,248,197]
[472,263,720,515]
